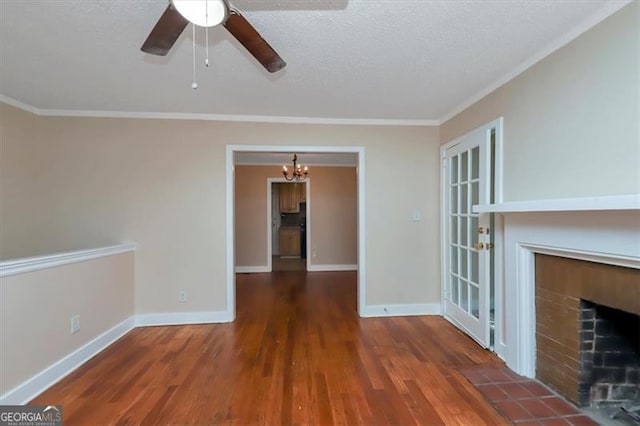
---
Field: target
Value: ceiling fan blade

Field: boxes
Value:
[141,4,188,56]
[223,10,286,73]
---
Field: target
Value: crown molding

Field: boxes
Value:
[438,0,632,124]
[0,95,437,127]
[38,109,440,126]
[0,95,42,115]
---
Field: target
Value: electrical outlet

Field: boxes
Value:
[70,315,80,334]
[179,291,187,303]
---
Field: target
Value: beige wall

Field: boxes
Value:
[0,252,134,394]
[1,103,441,311]
[235,166,273,267]
[0,104,45,257]
[308,167,357,265]
[235,165,357,268]
[441,3,640,201]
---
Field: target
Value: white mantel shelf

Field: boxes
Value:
[474,194,640,214]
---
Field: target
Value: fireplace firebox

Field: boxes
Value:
[535,254,640,409]
[579,301,640,407]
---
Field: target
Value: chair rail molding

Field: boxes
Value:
[0,243,137,277]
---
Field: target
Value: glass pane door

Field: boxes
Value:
[449,146,482,318]
[444,126,491,347]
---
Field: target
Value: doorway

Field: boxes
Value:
[226,145,366,320]
[269,181,309,272]
[440,118,504,355]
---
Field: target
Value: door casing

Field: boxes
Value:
[267,179,311,271]
[226,145,366,320]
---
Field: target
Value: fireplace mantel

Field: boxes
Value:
[478,198,640,379]
[474,194,640,214]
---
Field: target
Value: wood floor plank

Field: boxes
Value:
[30,271,508,425]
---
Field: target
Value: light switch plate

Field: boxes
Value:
[71,315,80,334]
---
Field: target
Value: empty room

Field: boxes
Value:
[1,1,638,425]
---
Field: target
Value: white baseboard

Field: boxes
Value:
[496,342,507,362]
[235,266,270,273]
[236,264,358,273]
[0,316,136,405]
[135,310,233,326]
[307,264,358,272]
[0,310,233,405]
[360,303,442,318]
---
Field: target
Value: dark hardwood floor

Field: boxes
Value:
[31,271,508,425]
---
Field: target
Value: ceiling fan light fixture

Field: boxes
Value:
[171,0,227,27]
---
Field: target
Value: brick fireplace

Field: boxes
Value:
[479,196,639,402]
[535,254,640,407]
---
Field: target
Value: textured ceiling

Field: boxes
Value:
[0,0,624,122]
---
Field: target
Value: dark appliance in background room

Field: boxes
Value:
[300,202,307,259]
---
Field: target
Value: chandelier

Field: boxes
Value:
[282,154,309,182]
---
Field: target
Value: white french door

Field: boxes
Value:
[442,125,493,348]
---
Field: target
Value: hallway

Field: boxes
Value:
[271,256,306,272]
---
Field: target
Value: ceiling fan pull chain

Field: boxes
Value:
[205,27,210,67]
[191,24,198,89]
[205,0,210,67]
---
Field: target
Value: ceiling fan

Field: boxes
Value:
[141,0,286,73]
